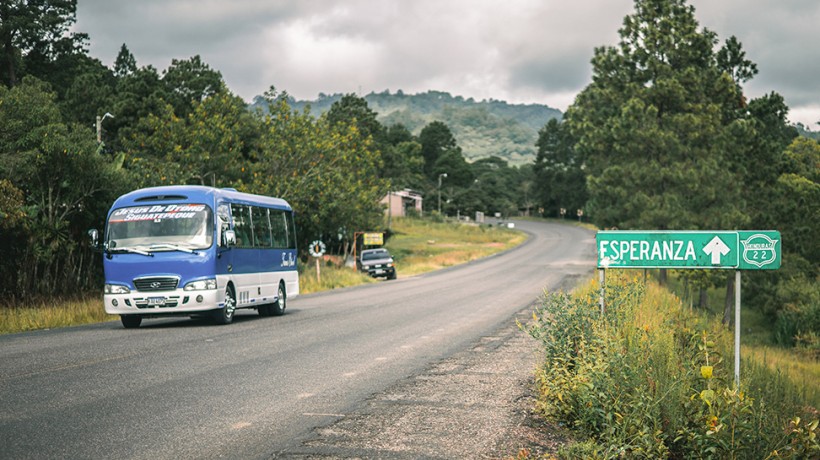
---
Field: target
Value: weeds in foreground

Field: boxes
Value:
[298,263,377,294]
[521,273,819,459]
[0,296,111,334]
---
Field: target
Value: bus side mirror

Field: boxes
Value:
[88,229,100,249]
[223,229,237,247]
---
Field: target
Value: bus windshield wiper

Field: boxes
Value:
[109,247,154,257]
[149,243,198,254]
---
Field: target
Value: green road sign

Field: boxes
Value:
[738,231,781,270]
[597,230,780,270]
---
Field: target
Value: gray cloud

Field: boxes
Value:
[74,0,819,126]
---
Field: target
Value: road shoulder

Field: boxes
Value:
[275,309,572,459]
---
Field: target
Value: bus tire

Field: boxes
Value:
[270,282,286,316]
[121,315,142,328]
[213,286,236,325]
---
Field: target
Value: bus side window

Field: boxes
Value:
[286,211,297,249]
[231,204,253,248]
[252,206,272,248]
[271,210,288,249]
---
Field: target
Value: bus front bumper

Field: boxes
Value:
[104,289,222,315]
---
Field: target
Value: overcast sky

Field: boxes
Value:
[74,0,819,128]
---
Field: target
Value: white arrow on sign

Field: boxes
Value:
[703,236,730,265]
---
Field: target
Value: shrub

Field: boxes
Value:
[524,273,819,459]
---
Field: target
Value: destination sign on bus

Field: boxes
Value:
[110,204,207,222]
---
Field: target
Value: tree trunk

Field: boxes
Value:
[658,269,667,285]
[722,274,734,326]
[3,37,17,86]
[698,287,708,309]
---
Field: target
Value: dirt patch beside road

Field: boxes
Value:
[274,309,572,459]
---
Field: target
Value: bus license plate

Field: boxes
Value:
[147,297,166,306]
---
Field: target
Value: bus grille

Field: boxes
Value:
[134,277,179,291]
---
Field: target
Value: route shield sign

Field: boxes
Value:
[597,230,780,270]
[738,231,781,270]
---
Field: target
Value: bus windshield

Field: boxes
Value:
[107,204,213,252]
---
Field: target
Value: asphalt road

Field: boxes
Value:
[0,220,595,459]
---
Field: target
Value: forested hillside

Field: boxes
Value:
[252,90,562,165]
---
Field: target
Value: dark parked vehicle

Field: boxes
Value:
[357,248,397,280]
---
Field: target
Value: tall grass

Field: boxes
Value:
[0,296,112,334]
[523,272,819,459]
[298,262,377,294]
[664,273,820,406]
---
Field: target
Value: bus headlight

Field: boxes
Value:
[184,279,217,291]
[105,284,131,294]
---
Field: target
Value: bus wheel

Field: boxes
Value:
[213,286,236,325]
[121,315,142,328]
[271,283,286,316]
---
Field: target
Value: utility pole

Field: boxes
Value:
[437,172,447,214]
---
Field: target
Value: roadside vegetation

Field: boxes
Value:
[522,272,819,459]
[0,217,524,334]
[0,296,112,334]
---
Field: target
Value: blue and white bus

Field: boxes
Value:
[89,185,299,328]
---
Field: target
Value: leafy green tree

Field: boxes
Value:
[123,90,251,187]
[113,43,137,78]
[568,0,747,229]
[465,157,519,217]
[250,93,388,253]
[745,137,820,345]
[161,55,225,118]
[716,35,758,89]
[0,178,25,228]
[0,0,79,87]
[109,65,169,152]
[385,123,414,145]
[379,123,425,189]
[568,0,810,332]
[566,0,760,301]
[58,55,116,127]
[326,93,386,145]
[0,76,128,299]
[517,164,537,216]
[419,121,460,177]
[383,141,425,190]
[533,118,587,218]
[433,149,472,188]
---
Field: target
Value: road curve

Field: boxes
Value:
[0,220,596,459]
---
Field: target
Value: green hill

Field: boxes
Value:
[251,90,562,165]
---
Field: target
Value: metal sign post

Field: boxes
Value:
[596,230,781,388]
[735,270,741,387]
